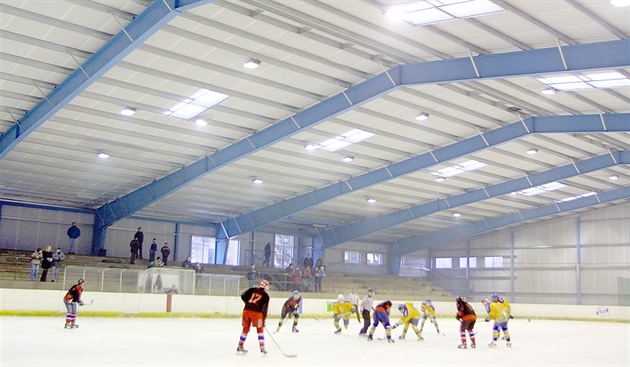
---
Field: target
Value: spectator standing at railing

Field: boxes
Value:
[291,265,302,292]
[30,248,42,281]
[161,243,171,266]
[66,222,81,254]
[40,246,54,282]
[134,227,144,259]
[129,237,140,265]
[313,265,326,292]
[247,265,258,288]
[149,239,158,262]
[262,242,271,267]
[302,265,312,291]
[51,247,65,282]
[302,254,313,269]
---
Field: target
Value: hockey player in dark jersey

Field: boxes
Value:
[276,290,302,333]
[237,279,270,354]
[63,278,85,329]
[455,296,477,349]
[367,300,395,343]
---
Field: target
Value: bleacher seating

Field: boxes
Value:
[0,249,453,301]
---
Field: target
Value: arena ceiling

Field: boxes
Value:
[1,0,629,254]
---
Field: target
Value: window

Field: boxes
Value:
[344,251,361,264]
[191,236,241,265]
[459,257,477,268]
[191,236,215,264]
[366,252,383,265]
[485,256,504,268]
[435,257,452,269]
[274,234,295,269]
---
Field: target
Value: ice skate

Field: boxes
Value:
[334,329,341,334]
[506,342,512,348]
[260,347,267,354]
[292,326,299,333]
[367,336,373,341]
[417,335,424,341]
[387,338,395,343]
[64,322,71,329]
[488,341,497,347]
[236,346,248,353]
[458,343,467,349]
[275,326,280,333]
[471,343,476,349]
[71,324,79,329]
[398,335,405,340]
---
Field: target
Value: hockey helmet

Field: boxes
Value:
[337,294,344,302]
[425,298,432,304]
[491,292,499,301]
[259,279,270,289]
[397,303,406,311]
[77,278,85,285]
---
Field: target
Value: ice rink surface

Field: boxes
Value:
[1,316,628,367]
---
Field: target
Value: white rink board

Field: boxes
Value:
[1,317,628,367]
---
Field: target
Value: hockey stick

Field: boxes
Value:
[264,326,297,358]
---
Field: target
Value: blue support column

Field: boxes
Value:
[91,226,107,256]
[312,236,325,266]
[388,252,401,276]
[173,222,180,263]
[576,217,582,305]
[250,232,256,266]
[214,224,228,265]
[466,241,471,299]
[510,231,515,303]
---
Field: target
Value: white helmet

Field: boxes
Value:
[337,294,344,302]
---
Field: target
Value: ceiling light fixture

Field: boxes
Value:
[367,198,376,203]
[609,175,619,180]
[611,0,630,7]
[305,144,318,151]
[342,156,354,162]
[415,112,429,121]
[526,148,539,155]
[541,86,558,95]
[244,58,261,69]
[97,152,110,159]
[252,178,264,185]
[435,177,445,182]
[452,213,461,217]
[195,119,208,127]
[120,107,137,116]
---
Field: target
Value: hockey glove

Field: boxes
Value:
[508,314,514,319]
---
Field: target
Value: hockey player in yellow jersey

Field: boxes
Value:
[420,299,441,334]
[392,302,424,341]
[483,293,512,347]
[333,294,354,334]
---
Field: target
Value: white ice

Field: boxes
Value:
[1,316,628,366]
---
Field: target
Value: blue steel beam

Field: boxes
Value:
[390,186,630,257]
[0,0,216,161]
[94,40,630,230]
[221,113,630,238]
[319,151,630,248]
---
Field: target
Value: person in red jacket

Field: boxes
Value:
[455,296,477,349]
[63,278,85,329]
[237,279,270,354]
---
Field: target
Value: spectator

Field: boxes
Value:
[149,239,158,262]
[30,248,42,281]
[147,260,156,268]
[315,258,323,268]
[156,257,165,267]
[134,227,144,259]
[193,262,204,273]
[314,265,326,292]
[302,254,313,269]
[247,265,258,288]
[66,222,80,254]
[182,256,193,269]
[286,263,294,274]
[51,247,65,282]
[129,237,140,264]
[291,265,302,292]
[262,242,271,267]
[302,265,312,291]
[40,246,54,282]
[161,243,171,266]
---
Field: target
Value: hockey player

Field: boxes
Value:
[392,302,424,341]
[276,290,302,333]
[63,278,85,329]
[332,294,354,334]
[455,296,477,349]
[484,293,512,347]
[367,300,394,343]
[420,298,441,334]
[237,279,270,354]
[358,288,374,336]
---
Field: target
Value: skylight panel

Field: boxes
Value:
[537,71,629,92]
[308,129,375,152]
[517,182,567,196]
[164,89,229,120]
[431,160,487,178]
[556,191,597,203]
[386,0,504,26]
